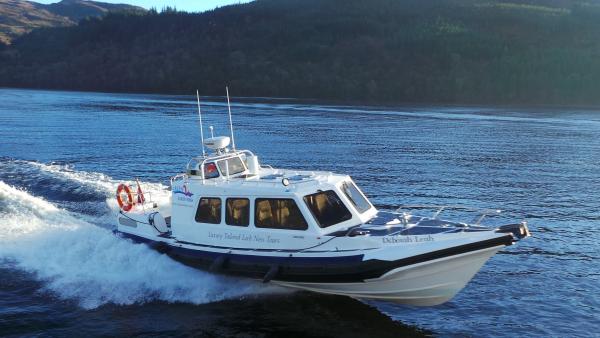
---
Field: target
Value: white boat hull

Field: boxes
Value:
[273,245,504,306]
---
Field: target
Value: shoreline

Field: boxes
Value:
[2,86,600,112]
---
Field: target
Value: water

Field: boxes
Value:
[1,88,598,337]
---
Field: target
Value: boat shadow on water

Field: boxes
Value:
[0,266,430,337]
[89,293,432,337]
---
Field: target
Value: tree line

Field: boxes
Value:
[1,0,599,106]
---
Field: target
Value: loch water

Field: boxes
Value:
[1,88,598,337]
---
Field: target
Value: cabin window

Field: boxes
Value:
[195,197,222,224]
[341,181,371,213]
[203,162,220,179]
[187,158,200,176]
[217,157,246,176]
[304,190,352,228]
[226,198,250,226]
[255,198,308,230]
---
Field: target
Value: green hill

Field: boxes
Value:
[1,0,599,105]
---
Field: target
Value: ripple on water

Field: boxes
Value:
[0,88,599,337]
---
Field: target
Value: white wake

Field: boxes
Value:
[0,163,281,309]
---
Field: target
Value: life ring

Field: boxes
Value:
[116,184,134,212]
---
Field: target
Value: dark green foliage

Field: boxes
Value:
[1,0,599,105]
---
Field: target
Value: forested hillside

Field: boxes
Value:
[0,0,144,44]
[1,0,599,105]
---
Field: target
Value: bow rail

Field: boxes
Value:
[393,204,520,225]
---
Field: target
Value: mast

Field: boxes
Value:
[196,89,206,157]
[226,86,236,151]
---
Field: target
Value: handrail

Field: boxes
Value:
[170,173,188,184]
[394,204,510,225]
[187,150,255,170]
[239,176,318,187]
[120,186,156,213]
[186,150,254,182]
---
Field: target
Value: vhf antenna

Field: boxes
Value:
[226,86,236,151]
[196,89,206,157]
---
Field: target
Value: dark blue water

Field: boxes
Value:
[1,88,598,337]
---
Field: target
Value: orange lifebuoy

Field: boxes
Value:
[116,184,134,212]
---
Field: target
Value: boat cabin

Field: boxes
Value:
[169,137,377,248]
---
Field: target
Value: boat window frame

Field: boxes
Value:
[195,197,222,224]
[225,197,250,227]
[203,162,220,179]
[340,181,372,214]
[254,197,309,231]
[217,156,247,177]
[303,190,353,228]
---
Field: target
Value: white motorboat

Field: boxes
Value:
[114,93,530,306]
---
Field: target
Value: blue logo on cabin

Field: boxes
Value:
[173,184,194,197]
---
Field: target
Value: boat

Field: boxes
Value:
[113,92,530,306]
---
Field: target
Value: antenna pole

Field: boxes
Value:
[226,86,236,151]
[196,90,206,157]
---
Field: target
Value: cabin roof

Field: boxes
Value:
[186,167,348,195]
[180,148,349,195]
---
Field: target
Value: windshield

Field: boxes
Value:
[341,181,371,213]
[217,156,246,176]
[304,190,352,228]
